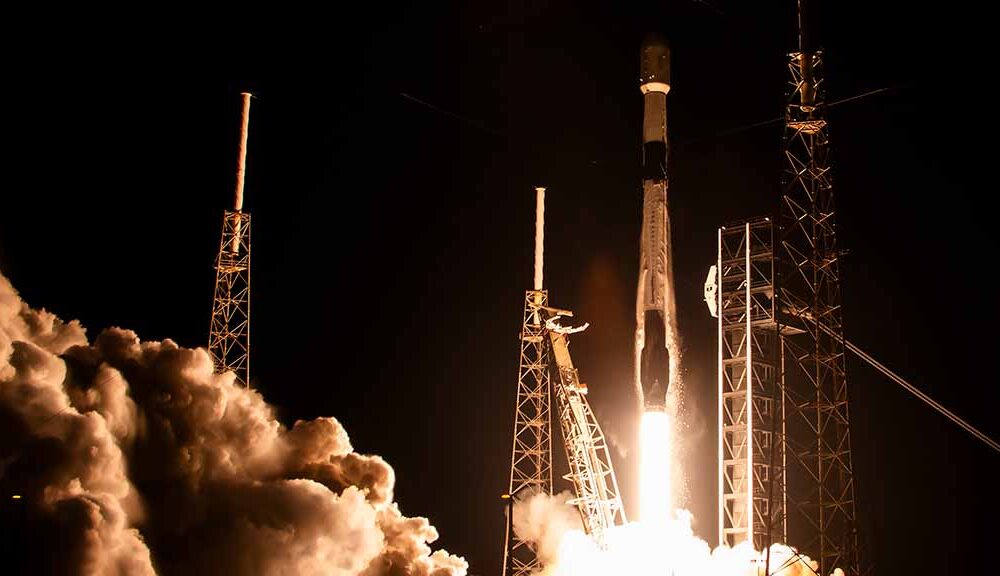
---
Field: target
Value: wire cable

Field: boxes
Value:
[806,319,1000,454]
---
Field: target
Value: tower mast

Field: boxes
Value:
[502,187,553,576]
[208,93,253,388]
[777,0,861,572]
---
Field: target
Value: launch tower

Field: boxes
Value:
[502,188,626,576]
[714,2,862,573]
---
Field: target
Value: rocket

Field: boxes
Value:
[635,35,678,412]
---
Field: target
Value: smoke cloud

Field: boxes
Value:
[511,491,581,566]
[0,273,467,575]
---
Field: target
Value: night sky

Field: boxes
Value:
[2,1,997,574]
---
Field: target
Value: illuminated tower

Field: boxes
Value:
[713,3,862,572]
[208,92,253,388]
[776,1,861,573]
[716,219,784,550]
[502,188,626,575]
[502,188,553,576]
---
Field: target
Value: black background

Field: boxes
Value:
[2,1,997,574]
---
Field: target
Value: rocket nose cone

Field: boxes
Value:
[640,33,671,87]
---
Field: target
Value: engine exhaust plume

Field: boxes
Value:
[512,492,837,576]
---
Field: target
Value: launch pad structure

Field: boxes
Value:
[502,188,626,576]
[208,92,253,388]
[501,5,998,575]
[502,288,552,576]
[716,218,786,550]
[715,4,862,573]
[775,46,860,575]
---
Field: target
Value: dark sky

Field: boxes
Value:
[2,1,997,574]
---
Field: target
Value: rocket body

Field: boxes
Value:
[635,36,678,412]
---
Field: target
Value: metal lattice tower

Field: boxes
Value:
[717,219,785,551]
[208,92,253,388]
[503,188,626,575]
[503,189,553,576]
[209,211,251,386]
[775,4,861,571]
[548,321,626,549]
[503,288,553,576]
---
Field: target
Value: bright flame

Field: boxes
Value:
[639,410,671,526]
[539,511,825,576]
[517,405,836,575]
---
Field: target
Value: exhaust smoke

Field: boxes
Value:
[0,272,467,575]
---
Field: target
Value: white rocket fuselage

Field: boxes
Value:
[635,37,678,412]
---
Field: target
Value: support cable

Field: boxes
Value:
[808,319,1000,454]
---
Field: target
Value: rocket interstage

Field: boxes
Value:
[635,35,678,412]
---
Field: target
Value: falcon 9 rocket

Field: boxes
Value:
[635,35,679,413]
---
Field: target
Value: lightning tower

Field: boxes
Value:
[208,92,253,388]
[713,3,862,572]
[502,188,553,576]
[775,0,861,572]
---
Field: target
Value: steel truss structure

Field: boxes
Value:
[548,320,626,548]
[503,290,553,576]
[208,209,251,387]
[717,219,785,550]
[502,292,626,576]
[776,48,861,575]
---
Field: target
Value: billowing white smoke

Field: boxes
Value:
[512,494,841,576]
[510,491,582,566]
[0,273,467,575]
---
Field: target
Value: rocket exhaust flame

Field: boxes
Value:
[512,492,836,576]
[514,411,837,574]
[639,411,672,526]
[0,272,467,575]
